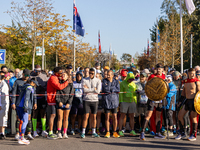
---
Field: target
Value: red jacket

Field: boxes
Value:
[47,75,69,105]
[148,73,165,81]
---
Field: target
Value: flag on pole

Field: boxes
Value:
[185,0,195,15]
[157,23,160,48]
[73,0,85,36]
[132,57,134,64]
[147,39,150,57]
[98,31,101,53]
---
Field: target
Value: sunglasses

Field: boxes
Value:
[89,72,94,75]
[25,74,30,77]
[196,74,200,76]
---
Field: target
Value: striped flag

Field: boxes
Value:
[185,0,195,15]
[147,39,150,57]
[157,22,160,48]
[98,31,101,53]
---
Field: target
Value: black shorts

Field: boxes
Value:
[37,97,47,109]
[147,99,162,112]
[104,108,118,114]
[47,105,56,115]
[184,99,196,112]
[83,101,98,114]
[56,104,71,111]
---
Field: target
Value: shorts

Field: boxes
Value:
[104,108,118,114]
[83,101,98,114]
[28,109,32,115]
[56,104,71,110]
[120,102,137,114]
[47,105,56,115]
[137,106,147,115]
[70,103,84,115]
[37,97,47,109]
[184,99,195,112]
[147,99,162,112]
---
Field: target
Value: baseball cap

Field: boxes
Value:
[143,69,150,74]
[170,68,176,72]
[66,64,73,69]
[121,70,127,77]
[96,70,102,74]
[104,66,110,70]
[173,71,180,77]
[48,71,53,75]
[140,72,147,77]
[23,69,30,76]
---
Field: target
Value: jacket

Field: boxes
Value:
[102,78,120,109]
[119,73,137,103]
[47,75,69,105]
[12,78,37,105]
[9,76,17,90]
[136,81,148,105]
[56,82,74,105]
[83,77,101,102]
[16,84,35,110]
[0,80,9,111]
[163,82,177,111]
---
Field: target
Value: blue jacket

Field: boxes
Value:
[16,84,36,110]
[102,78,120,109]
[9,76,17,90]
[164,82,177,111]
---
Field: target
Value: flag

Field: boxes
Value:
[98,31,101,53]
[109,44,112,60]
[157,22,160,48]
[73,0,85,36]
[147,39,150,57]
[185,0,195,15]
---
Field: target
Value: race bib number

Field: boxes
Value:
[140,95,148,104]
[75,89,82,98]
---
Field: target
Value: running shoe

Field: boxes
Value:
[163,131,173,137]
[104,132,110,138]
[80,133,85,139]
[130,130,137,136]
[175,132,186,140]
[18,139,30,145]
[47,134,58,140]
[70,129,75,135]
[27,134,34,140]
[92,133,100,138]
[41,131,48,138]
[33,131,39,138]
[113,132,120,138]
[57,133,63,139]
[87,129,92,135]
[118,131,124,137]
[154,133,166,139]
[97,128,100,135]
[187,134,196,141]
[122,127,126,133]
[145,128,149,133]
[161,127,165,133]
[140,132,145,140]
[0,134,6,140]
[173,129,177,134]
[15,134,20,141]
[63,133,68,139]
[150,131,155,136]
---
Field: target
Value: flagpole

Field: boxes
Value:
[180,0,183,73]
[156,18,158,65]
[190,34,193,68]
[73,32,76,71]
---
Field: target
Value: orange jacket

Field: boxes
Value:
[47,75,68,105]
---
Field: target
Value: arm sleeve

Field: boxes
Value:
[50,77,69,90]
[67,85,74,105]
[12,81,17,104]
[94,80,101,94]
[24,89,31,110]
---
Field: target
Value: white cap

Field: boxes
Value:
[143,69,150,74]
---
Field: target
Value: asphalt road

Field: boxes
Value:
[1,133,200,150]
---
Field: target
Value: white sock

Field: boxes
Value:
[92,128,96,134]
[82,128,86,134]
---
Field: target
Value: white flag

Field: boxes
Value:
[185,0,195,15]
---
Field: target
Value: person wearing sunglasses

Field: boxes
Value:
[11,69,36,141]
[31,65,49,138]
[196,70,200,80]
[80,68,101,138]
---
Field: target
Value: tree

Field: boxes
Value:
[120,53,132,62]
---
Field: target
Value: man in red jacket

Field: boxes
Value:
[140,63,166,140]
[47,67,69,140]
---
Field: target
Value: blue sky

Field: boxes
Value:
[0,0,163,60]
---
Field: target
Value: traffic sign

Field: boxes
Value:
[36,46,45,56]
[0,49,6,64]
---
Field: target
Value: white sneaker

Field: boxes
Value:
[63,133,68,139]
[33,131,39,138]
[27,134,34,140]
[15,134,20,141]
[188,135,196,141]
[18,139,30,145]
[57,133,63,139]
[41,131,48,138]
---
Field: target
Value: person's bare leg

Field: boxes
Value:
[119,113,126,131]
[105,113,110,132]
[112,113,117,132]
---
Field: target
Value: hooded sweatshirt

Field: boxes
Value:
[119,73,137,103]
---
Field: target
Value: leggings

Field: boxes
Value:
[16,107,28,136]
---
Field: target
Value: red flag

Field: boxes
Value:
[147,39,149,57]
[98,31,101,53]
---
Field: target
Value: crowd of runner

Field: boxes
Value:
[0,62,199,145]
